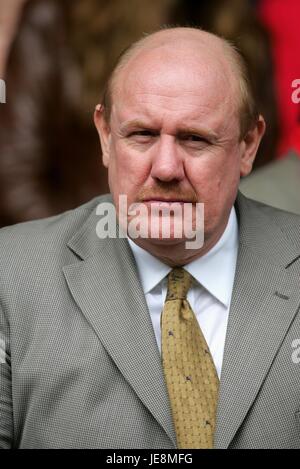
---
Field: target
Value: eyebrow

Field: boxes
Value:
[119,120,152,133]
[119,120,218,140]
[177,127,218,141]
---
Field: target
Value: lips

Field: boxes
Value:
[142,199,193,203]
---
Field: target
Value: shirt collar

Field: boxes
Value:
[128,206,238,307]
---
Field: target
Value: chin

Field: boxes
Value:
[147,234,187,245]
[136,236,187,250]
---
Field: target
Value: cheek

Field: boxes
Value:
[186,151,240,208]
[108,142,151,196]
[191,147,240,183]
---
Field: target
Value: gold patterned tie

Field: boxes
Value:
[161,268,219,449]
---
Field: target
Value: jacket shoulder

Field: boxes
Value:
[0,194,111,263]
[239,193,300,249]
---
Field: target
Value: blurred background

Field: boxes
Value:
[0,0,299,227]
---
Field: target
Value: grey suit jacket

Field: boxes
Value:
[0,192,300,449]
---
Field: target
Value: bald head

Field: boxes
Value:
[102,27,258,139]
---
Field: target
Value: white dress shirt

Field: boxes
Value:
[127,207,239,379]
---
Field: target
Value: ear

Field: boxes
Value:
[240,115,266,177]
[94,104,111,168]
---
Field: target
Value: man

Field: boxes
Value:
[1,27,300,449]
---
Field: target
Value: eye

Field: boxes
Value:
[132,130,155,137]
[127,129,158,144]
[181,134,207,142]
[179,133,210,147]
[128,129,158,137]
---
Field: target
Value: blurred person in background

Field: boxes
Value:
[0,0,86,226]
[0,0,27,76]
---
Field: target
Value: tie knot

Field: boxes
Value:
[166,268,192,301]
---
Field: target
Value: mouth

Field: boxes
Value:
[141,198,194,204]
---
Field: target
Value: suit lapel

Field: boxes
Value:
[214,193,300,448]
[62,202,176,446]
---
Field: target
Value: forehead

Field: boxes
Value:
[112,44,239,131]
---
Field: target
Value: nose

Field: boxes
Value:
[150,135,185,182]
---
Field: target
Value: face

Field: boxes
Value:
[95,41,265,252]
